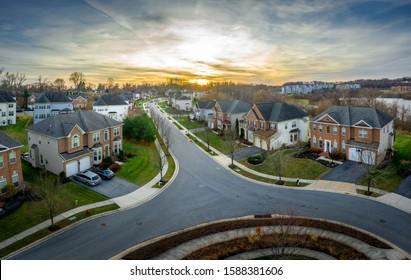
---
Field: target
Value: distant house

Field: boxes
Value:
[194,100,216,121]
[33,92,73,124]
[241,101,310,150]
[208,100,251,131]
[0,131,24,198]
[27,111,123,177]
[28,92,43,109]
[310,106,394,164]
[119,92,135,110]
[67,93,88,110]
[169,92,193,111]
[0,92,17,126]
[93,95,129,121]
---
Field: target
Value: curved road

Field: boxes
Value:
[11,104,411,259]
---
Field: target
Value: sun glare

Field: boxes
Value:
[189,79,209,85]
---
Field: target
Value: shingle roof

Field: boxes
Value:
[94,95,128,106]
[311,106,394,128]
[35,92,72,103]
[60,148,92,161]
[217,100,251,114]
[27,111,122,138]
[196,100,216,110]
[254,102,309,122]
[0,92,16,103]
[0,130,22,149]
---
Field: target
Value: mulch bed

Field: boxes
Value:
[294,151,339,168]
[122,217,392,260]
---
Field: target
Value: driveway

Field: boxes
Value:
[321,160,367,183]
[71,176,140,198]
[234,146,265,161]
[394,175,411,199]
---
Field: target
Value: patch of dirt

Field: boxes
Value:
[122,217,392,260]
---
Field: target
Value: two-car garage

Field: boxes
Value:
[65,156,92,177]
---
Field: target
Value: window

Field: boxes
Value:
[0,179,6,189]
[319,125,323,132]
[104,130,109,141]
[292,121,297,128]
[270,123,276,129]
[342,127,346,136]
[2,112,6,117]
[342,141,346,152]
[312,123,316,131]
[12,173,19,186]
[114,127,120,136]
[333,127,337,135]
[313,136,317,146]
[333,140,338,151]
[72,135,80,148]
[8,111,14,116]
[359,129,368,138]
[9,152,16,164]
[260,122,264,129]
[319,139,323,149]
[326,126,330,134]
[8,103,13,108]
[93,147,102,162]
[93,132,100,142]
[0,156,3,168]
[290,133,298,143]
[285,123,288,129]
[40,154,43,164]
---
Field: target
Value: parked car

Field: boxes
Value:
[92,167,115,180]
[74,171,102,186]
[20,152,29,159]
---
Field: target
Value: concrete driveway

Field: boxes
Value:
[234,146,265,161]
[71,176,140,198]
[321,160,367,183]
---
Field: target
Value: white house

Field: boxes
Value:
[0,92,17,126]
[194,100,216,121]
[93,95,129,121]
[241,101,310,150]
[33,92,73,124]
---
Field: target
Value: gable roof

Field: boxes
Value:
[311,106,394,128]
[27,111,122,138]
[254,102,309,122]
[94,95,128,106]
[35,92,72,103]
[196,100,216,110]
[216,100,251,114]
[66,93,87,100]
[0,130,22,150]
[0,92,16,103]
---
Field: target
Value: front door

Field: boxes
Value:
[325,140,331,153]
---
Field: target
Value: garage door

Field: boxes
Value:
[348,148,360,162]
[361,150,376,165]
[66,161,78,177]
[261,139,268,150]
[79,157,91,172]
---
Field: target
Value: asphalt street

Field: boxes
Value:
[11,104,411,259]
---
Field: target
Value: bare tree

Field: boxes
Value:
[32,170,66,231]
[160,119,174,152]
[35,75,51,92]
[0,71,26,92]
[360,150,391,195]
[223,129,238,168]
[266,146,290,184]
[107,77,114,94]
[204,126,212,151]
[154,145,167,183]
[69,72,86,91]
[54,78,66,92]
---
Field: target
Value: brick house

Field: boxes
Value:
[27,111,123,177]
[207,100,251,131]
[241,101,309,150]
[0,131,24,197]
[310,106,394,164]
[67,94,88,110]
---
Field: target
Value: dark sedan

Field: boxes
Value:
[92,167,115,180]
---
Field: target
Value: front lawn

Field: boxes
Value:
[0,182,108,243]
[240,150,330,180]
[195,131,227,153]
[115,140,160,186]
[0,114,33,152]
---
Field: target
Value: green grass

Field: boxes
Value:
[179,119,206,130]
[0,204,119,258]
[195,131,226,153]
[115,140,160,186]
[0,114,33,152]
[0,182,108,243]
[172,122,184,130]
[394,134,411,163]
[157,101,167,108]
[240,150,330,180]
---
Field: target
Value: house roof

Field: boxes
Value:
[311,106,394,128]
[94,95,128,106]
[66,93,87,100]
[28,111,122,138]
[60,148,92,161]
[196,100,216,110]
[0,130,22,150]
[217,100,251,114]
[254,102,309,122]
[0,92,16,103]
[35,92,72,103]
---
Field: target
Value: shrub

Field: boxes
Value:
[118,150,126,162]
[109,163,121,173]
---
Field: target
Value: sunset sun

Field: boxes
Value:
[189,79,209,85]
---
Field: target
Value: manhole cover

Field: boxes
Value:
[380,219,386,223]
[101,223,107,227]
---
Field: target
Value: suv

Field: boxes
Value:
[92,167,115,180]
[75,171,102,186]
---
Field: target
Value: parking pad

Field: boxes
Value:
[71,176,140,198]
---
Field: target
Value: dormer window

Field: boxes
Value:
[72,134,80,148]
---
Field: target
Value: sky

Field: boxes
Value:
[0,0,410,86]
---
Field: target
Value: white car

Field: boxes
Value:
[75,171,102,186]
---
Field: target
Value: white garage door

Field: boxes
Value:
[348,148,360,162]
[361,150,376,165]
[66,161,78,177]
[79,157,91,172]
[261,139,268,150]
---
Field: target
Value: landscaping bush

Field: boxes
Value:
[109,163,121,173]
[247,154,266,165]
